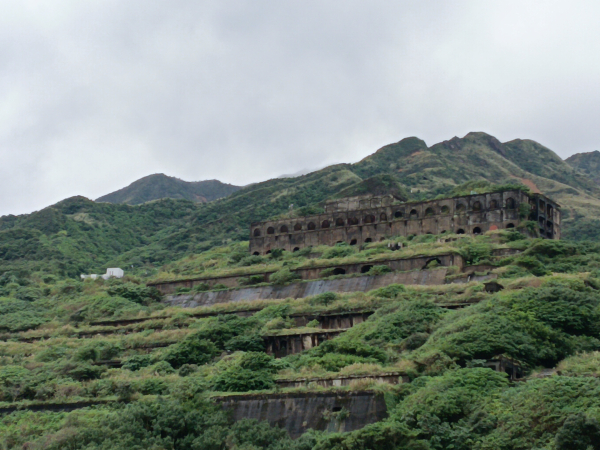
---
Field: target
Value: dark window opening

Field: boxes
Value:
[348,217,359,225]
[506,198,516,209]
[280,225,289,233]
[321,220,330,228]
[457,229,465,234]
[456,203,466,212]
[365,237,372,243]
[332,268,346,275]
[253,228,261,237]
[266,250,272,254]
[380,212,388,221]
[394,211,403,218]
[350,239,357,245]
[409,209,418,218]
[473,227,482,235]
[335,218,345,226]
[253,252,260,256]
[293,247,300,252]
[441,230,447,234]
[331,406,343,412]
[267,227,275,235]
[294,223,302,231]
[473,201,482,211]
[307,222,316,230]
[364,214,376,224]
[506,223,515,229]
[441,205,450,214]
[547,205,554,216]
[423,258,442,269]
[361,265,373,273]
[425,207,434,216]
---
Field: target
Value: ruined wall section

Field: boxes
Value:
[249,190,557,255]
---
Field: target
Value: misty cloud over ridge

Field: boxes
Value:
[1,1,600,215]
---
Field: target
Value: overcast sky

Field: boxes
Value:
[1,1,600,216]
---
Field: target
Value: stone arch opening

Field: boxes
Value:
[456,203,466,213]
[321,220,330,228]
[364,214,376,224]
[253,228,261,237]
[490,200,499,209]
[441,205,450,214]
[348,217,359,226]
[457,229,465,234]
[294,223,302,231]
[423,257,442,269]
[280,225,289,233]
[307,222,316,230]
[332,268,346,275]
[350,239,357,245]
[380,212,388,221]
[293,247,300,252]
[335,218,345,226]
[473,226,482,235]
[425,207,435,216]
[473,201,482,211]
[266,250,272,254]
[409,209,418,218]
[441,230,447,234]
[506,223,515,229]
[394,211,403,219]
[361,265,373,273]
[253,251,260,256]
[267,227,275,235]
[506,198,516,209]
[364,237,372,243]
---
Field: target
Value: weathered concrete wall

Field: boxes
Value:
[216,391,388,438]
[264,329,346,358]
[149,253,462,294]
[163,268,448,308]
[276,373,409,389]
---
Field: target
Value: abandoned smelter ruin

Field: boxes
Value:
[249,189,560,255]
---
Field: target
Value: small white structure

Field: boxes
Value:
[81,268,124,280]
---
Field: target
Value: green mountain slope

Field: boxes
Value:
[566,150,600,185]
[96,173,241,205]
[2,132,600,279]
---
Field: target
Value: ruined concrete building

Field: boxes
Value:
[249,190,560,255]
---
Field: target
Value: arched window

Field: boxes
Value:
[266,250,272,254]
[280,225,289,233]
[473,227,482,235]
[456,203,466,212]
[490,200,498,209]
[350,239,357,245]
[335,218,344,226]
[332,268,346,275]
[457,229,465,234]
[348,217,359,225]
[253,228,261,237]
[506,198,516,209]
[361,265,373,273]
[547,205,554,216]
[294,223,302,231]
[253,251,260,256]
[425,207,434,216]
[409,209,418,218]
[441,206,450,214]
[394,211,403,218]
[365,237,372,243]
[321,220,330,228]
[307,222,316,230]
[364,214,375,224]
[506,223,515,229]
[473,201,482,211]
[380,212,388,221]
[267,227,275,235]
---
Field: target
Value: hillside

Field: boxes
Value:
[566,150,600,185]
[2,132,600,280]
[96,173,241,205]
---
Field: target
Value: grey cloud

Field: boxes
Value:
[1,0,600,215]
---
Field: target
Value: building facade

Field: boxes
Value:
[249,190,560,255]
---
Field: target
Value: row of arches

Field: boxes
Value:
[253,198,517,237]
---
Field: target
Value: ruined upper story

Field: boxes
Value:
[249,190,560,255]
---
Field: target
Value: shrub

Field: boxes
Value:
[368,265,392,276]
[122,355,153,371]
[107,282,161,303]
[238,255,264,266]
[212,352,276,392]
[269,268,300,285]
[192,282,210,292]
[369,284,406,299]
[310,292,338,306]
[162,336,219,369]
[322,244,356,259]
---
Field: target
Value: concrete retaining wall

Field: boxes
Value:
[164,268,448,308]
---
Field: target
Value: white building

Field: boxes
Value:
[81,268,124,280]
